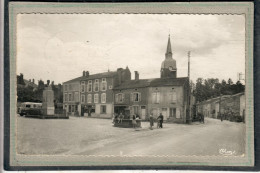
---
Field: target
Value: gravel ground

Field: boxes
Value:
[17,115,245,156]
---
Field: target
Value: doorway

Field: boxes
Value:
[141,106,146,119]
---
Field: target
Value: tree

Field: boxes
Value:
[193,77,244,103]
[227,78,233,85]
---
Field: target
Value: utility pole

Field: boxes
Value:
[188,51,190,79]
[187,51,191,123]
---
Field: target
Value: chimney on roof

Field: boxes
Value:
[83,71,85,76]
[117,68,123,85]
[32,79,35,84]
[135,71,139,80]
[20,73,23,80]
[29,79,31,82]
[85,71,89,77]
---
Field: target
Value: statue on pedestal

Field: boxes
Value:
[42,86,55,116]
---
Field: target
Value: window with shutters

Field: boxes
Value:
[170,91,177,103]
[81,81,85,92]
[101,78,107,91]
[64,93,68,102]
[87,80,92,92]
[132,92,141,102]
[94,79,99,92]
[94,94,99,103]
[115,93,124,103]
[152,91,160,103]
[68,93,72,102]
[74,92,79,102]
[87,94,92,103]
[101,93,106,103]
[81,95,85,103]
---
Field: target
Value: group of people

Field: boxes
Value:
[113,112,124,124]
[149,113,164,130]
[112,112,140,128]
[112,112,164,130]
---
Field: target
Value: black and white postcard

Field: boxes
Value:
[6,2,254,168]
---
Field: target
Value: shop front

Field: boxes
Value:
[83,104,95,117]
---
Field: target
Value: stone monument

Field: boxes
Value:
[42,86,55,115]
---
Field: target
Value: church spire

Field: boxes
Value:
[165,34,173,59]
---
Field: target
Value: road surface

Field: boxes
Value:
[17,115,245,156]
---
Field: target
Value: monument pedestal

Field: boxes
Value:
[42,86,55,116]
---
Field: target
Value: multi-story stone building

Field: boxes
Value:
[63,67,131,118]
[196,92,245,119]
[63,35,191,123]
[113,35,190,123]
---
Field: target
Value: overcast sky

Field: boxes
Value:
[17,14,245,84]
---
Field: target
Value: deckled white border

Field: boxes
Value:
[8,2,254,167]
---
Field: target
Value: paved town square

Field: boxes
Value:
[17,115,245,156]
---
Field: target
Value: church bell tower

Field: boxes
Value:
[160,35,177,78]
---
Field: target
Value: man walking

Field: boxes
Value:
[149,113,154,130]
[157,113,164,128]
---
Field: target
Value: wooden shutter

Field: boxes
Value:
[139,92,141,102]
[157,92,160,103]
[131,93,133,102]
[122,93,125,102]
[115,94,118,103]
[152,93,156,103]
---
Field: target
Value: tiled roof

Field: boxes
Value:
[113,79,153,89]
[63,71,117,84]
[149,77,189,87]
[113,77,188,90]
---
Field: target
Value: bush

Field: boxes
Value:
[229,115,243,122]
